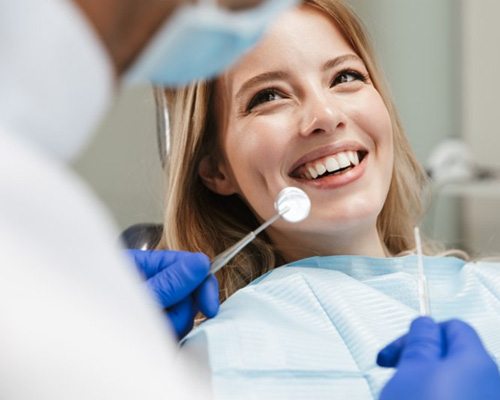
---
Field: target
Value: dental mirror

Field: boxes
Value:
[209,187,311,274]
[275,186,311,223]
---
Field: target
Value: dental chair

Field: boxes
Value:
[120,223,163,250]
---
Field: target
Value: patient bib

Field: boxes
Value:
[182,255,500,399]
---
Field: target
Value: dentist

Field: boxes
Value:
[0,0,297,398]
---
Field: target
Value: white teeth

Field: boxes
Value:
[299,150,363,180]
[315,162,326,176]
[348,151,360,166]
[325,156,340,172]
[336,153,350,169]
[307,166,318,179]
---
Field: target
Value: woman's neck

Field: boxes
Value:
[270,223,388,263]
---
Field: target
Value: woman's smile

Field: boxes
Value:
[288,142,369,189]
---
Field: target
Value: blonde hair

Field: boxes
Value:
[158,0,440,300]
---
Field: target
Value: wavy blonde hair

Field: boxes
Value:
[157,0,436,300]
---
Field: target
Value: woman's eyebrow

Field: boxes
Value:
[235,70,289,102]
[322,54,363,71]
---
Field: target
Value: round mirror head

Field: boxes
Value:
[274,187,311,223]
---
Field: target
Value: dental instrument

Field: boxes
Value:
[414,226,431,315]
[209,187,311,274]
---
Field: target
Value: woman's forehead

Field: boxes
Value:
[222,5,356,96]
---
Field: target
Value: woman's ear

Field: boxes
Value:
[198,155,237,196]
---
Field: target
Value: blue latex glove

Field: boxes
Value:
[128,250,219,339]
[377,317,500,400]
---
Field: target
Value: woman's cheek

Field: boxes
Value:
[236,115,293,155]
[366,96,392,144]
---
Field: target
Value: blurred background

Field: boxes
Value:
[71,0,500,257]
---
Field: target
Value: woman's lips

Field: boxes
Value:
[288,143,369,175]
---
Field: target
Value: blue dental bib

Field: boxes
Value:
[183,255,500,399]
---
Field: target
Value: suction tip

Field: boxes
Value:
[275,187,311,223]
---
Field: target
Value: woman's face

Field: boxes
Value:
[203,5,394,258]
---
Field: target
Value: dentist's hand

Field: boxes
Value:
[128,250,219,339]
[377,317,500,400]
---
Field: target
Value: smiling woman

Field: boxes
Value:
[158,0,427,297]
[203,5,396,263]
[155,1,500,399]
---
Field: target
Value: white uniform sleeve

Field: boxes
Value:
[0,130,210,399]
[0,0,210,396]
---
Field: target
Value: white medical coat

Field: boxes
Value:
[0,0,206,398]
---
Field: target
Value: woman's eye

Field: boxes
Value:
[331,70,367,87]
[247,89,284,111]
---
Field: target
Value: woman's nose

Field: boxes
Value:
[298,92,345,137]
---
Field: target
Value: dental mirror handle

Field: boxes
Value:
[209,211,283,275]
